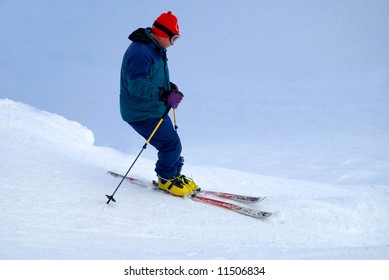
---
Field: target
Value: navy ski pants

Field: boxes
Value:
[128,116,183,180]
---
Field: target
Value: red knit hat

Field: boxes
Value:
[152,11,180,38]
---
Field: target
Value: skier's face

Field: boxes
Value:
[158,36,173,48]
[151,32,176,49]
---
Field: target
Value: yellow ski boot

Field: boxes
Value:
[158,176,193,197]
[178,175,200,192]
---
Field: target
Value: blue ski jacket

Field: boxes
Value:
[120,28,171,123]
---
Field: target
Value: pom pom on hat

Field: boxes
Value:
[152,11,179,38]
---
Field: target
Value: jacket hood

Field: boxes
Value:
[128,28,152,43]
[128,27,167,56]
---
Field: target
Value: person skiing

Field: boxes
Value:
[120,11,198,196]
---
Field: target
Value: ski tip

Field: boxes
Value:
[256,196,266,202]
[261,212,272,218]
[249,211,272,219]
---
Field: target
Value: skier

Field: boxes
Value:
[120,11,198,196]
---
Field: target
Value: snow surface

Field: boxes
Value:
[1,0,389,260]
[1,99,389,260]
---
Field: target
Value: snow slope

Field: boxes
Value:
[1,99,388,260]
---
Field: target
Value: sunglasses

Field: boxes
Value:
[170,34,180,45]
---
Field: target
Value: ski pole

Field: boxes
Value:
[106,106,171,204]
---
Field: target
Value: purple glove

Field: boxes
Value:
[167,90,184,109]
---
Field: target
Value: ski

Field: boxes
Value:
[196,189,264,203]
[152,180,271,219]
[107,171,272,219]
[107,171,265,203]
[192,195,272,219]
[198,190,265,203]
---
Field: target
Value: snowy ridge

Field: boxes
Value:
[1,99,388,259]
